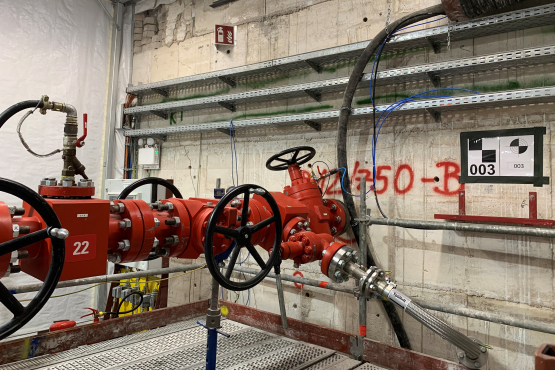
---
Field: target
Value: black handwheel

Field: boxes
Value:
[0,178,66,340]
[117,177,183,200]
[204,184,282,291]
[266,146,316,171]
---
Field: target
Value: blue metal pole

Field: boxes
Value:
[206,327,218,370]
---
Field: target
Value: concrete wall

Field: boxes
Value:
[130,1,555,369]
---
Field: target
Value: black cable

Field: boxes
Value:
[371,13,444,219]
[311,161,331,195]
[104,291,144,317]
[336,4,446,350]
[0,100,43,129]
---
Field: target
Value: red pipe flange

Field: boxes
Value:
[111,200,144,263]
[320,241,346,278]
[130,199,157,261]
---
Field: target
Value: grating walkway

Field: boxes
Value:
[0,319,388,370]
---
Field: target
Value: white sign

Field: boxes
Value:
[467,135,534,177]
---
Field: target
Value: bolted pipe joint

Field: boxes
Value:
[110,202,125,214]
[117,239,131,251]
[108,252,122,264]
[165,217,181,226]
[328,245,488,368]
[164,235,179,247]
[119,218,132,229]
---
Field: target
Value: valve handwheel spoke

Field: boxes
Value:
[244,241,266,269]
[0,228,50,257]
[251,216,275,233]
[266,146,316,171]
[0,178,66,341]
[214,226,238,239]
[224,247,242,279]
[240,191,250,226]
[204,184,282,291]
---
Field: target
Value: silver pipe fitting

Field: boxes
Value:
[333,245,487,368]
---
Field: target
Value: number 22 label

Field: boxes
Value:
[65,234,97,262]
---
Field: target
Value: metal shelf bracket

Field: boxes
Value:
[151,88,169,98]
[305,59,323,74]
[218,102,237,112]
[426,72,441,88]
[425,37,441,54]
[217,128,232,136]
[425,108,441,122]
[218,76,237,88]
[304,120,322,131]
[150,110,168,120]
[304,89,322,102]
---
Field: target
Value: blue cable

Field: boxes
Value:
[370,88,481,189]
[236,250,250,305]
[230,120,239,185]
[230,120,235,186]
[337,88,482,196]
[369,16,447,112]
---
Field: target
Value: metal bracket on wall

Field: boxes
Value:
[218,76,237,88]
[150,110,168,120]
[303,89,322,102]
[305,59,323,74]
[303,120,322,131]
[210,0,238,8]
[217,128,232,136]
[218,102,237,112]
[425,108,441,122]
[425,37,441,54]
[151,88,169,97]
[426,72,441,88]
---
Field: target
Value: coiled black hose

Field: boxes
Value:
[0,100,43,129]
[336,4,446,350]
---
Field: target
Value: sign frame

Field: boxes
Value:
[215,24,235,46]
[459,126,549,187]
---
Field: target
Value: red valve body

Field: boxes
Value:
[1,166,350,281]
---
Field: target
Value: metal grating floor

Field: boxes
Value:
[0,319,390,370]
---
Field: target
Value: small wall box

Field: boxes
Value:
[138,147,160,170]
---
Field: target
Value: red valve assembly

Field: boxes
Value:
[1,146,350,284]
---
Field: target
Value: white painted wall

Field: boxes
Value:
[131,0,555,368]
[0,0,111,337]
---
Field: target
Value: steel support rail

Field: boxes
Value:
[123,86,555,137]
[127,3,555,97]
[368,217,555,238]
[7,263,206,294]
[8,263,555,336]
[125,45,555,117]
[229,266,555,337]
